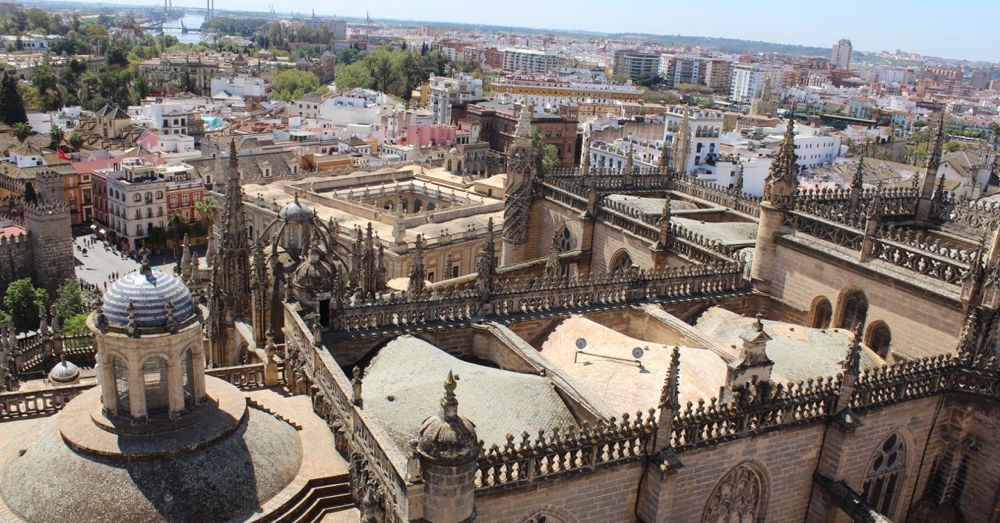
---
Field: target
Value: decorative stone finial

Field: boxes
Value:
[660,346,681,411]
[126,300,138,337]
[351,366,363,407]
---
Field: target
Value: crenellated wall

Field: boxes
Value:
[0,231,32,291]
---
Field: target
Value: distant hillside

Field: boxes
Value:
[611,33,833,57]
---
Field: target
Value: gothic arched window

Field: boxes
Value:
[838,289,868,330]
[556,226,572,252]
[862,433,906,517]
[609,249,633,274]
[866,322,892,359]
[702,463,766,523]
[811,297,832,329]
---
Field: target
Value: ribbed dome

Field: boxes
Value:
[292,248,335,293]
[279,198,313,224]
[102,269,195,329]
[48,359,80,384]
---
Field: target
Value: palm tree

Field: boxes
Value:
[167,210,189,258]
[194,196,218,229]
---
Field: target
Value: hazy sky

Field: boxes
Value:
[82,0,1000,62]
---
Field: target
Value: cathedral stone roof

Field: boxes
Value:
[695,307,886,382]
[361,335,578,450]
[0,400,301,523]
[102,268,195,329]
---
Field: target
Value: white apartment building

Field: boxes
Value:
[288,93,324,119]
[102,159,168,250]
[136,103,194,135]
[210,75,268,99]
[502,48,560,74]
[832,38,853,70]
[658,55,705,88]
[428,74,484,125]
[730,65,767,104]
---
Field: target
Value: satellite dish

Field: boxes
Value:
[632,346,645,360]
[575,338,587,350]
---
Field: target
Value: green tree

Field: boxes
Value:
[30,58,61,111]
[195,196,219,228]
[147,226,168,247]
[13,122,30,143]
[68,130,83,151]
[62,312,89,336]
[53,279,95,323]
[335,61,373,91]
[134,73,150,100]
[49,124,63,150]
[3,278,48,331]
[271,69,321,102]
[532,130,559,174]
[0,70,28,126]
[105,45,129,68]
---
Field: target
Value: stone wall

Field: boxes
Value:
[23,203,73,293]
[657,423,826,522]
[769,238,962,359]
[829,396,943,522]
[475,462,643,523]
[946,396,1000,522]
[0,233,32,291]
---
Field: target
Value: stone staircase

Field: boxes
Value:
[259,475,354,523]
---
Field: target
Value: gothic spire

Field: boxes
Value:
[926,112,945,176]
[659,346,681,411]
[514,102,534,143]
[658,136,671,172]
[770,118,799,184]
[918,112,946,205]
[852,155,865,192]
[763,118,800,208]
[657,193,671,249]
[408,234,426,296]
[843,324,862,378]
[734,162,745,194]
[623,142,634,176]
[671,107,691,175]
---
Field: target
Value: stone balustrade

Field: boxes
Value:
[0,383,94,420]
[330,263,747,334]
[205,363,268,390]
[475,414,655,493]
[671,377,839,451]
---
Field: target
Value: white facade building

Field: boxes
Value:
[730,65,766,104]
[832,39,853,70]
[502,49,560,74]
[428,74,484,125]
[102,159,168,250]
[210,75,268,99]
